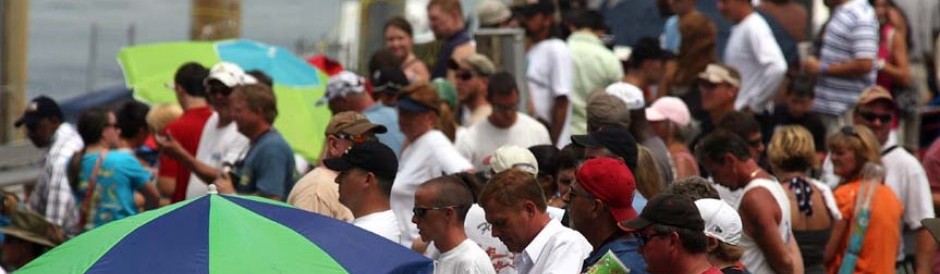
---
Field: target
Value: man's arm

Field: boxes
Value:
[803,58,874,77]
[550,96,569,145]
[749,28,788,112]
[156,134,223,184]
[740,188,794,274]
[915,228,936,274]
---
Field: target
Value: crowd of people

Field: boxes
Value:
[6,0,940,273]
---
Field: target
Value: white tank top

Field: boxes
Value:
[733,178,792,274]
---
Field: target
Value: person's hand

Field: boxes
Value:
[154,133,185,159]
[802,57,821,76]
[213,171,236,194]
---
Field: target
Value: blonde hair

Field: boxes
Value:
[712,241,744,262]
[767,125,819,172]
[635,146,664,198]
[827,125,882,167]
[146,103,183,132]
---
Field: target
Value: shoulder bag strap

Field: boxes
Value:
[79,150,108,230]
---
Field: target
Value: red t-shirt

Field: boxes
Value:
[157,106,213,203]
[700,266,723,274]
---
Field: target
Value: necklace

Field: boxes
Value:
[748,168,762,180]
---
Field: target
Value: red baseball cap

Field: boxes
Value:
[576,157,637,228]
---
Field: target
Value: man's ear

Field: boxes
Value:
[522,200,539,217]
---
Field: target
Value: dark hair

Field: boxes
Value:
[368,48,402,77]
[487,72,518,99]
[77,108,111,145]
[568,10,607,31]
[480,169,547,211]
[786,74,815,98]
[377,176,394,197]
[384,16,414,37]
[450,172,486,202]
[627,37,670,69]
[529,145,560,177]
[421,175,475,221]
[246,70,274,88]
[695,129,752,164]
[115,100,150,139]
[232,84,278,123]
[556,143,584,172]
[652,224,709,253]
[716,111,760,141]
[174,62,209,97]
[663,176,720,200]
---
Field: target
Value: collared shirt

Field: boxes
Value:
[513,219,592,274]
[582,236,648,274]
[724,12,788,113]
[566,31,624,136]
[812,0,878,116]
[286,167,353,221]
[27,123,84,235]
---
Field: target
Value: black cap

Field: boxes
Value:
[323,141,398,180]
[513,0,555,17]
[570,126,638,170]
[621,193,705,232]
[372,67,409,95]
[15,96,64,128]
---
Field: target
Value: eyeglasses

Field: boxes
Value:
[413,206,458,217]
[633,231,673,247]
[857,110,892,124]
[455,71,475,81]
[699,82,727,91]
[333,133,375,144]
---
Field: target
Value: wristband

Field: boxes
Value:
[819,63,829,75]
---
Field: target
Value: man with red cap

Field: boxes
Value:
[568,157,648,273]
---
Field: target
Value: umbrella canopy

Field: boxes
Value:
[118,39,332,161]
[17,194,433,274]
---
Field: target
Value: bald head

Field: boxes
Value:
[419,175,474,221]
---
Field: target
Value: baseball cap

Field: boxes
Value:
[477,0,512,27]
[577,158,638,226]
[571,126,639,170]
[587,92,630,128]
[15,96,64,128]
[856,85,896,108]
[605,83,645,110]
[318,71,367,105]
[398,83,442,113]
[514,0,555,17]
[695,198,743,245]
[325,111,388,136]
[646,96,691,126]
[622,193,705,232]
[204,62,258,88]
[486,145,539,175]
[448,53,496,76]
[372,67,409,95]
[323,141,398,180]
[698,64,740,87]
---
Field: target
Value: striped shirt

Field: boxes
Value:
[27,123,84,235]
[812,0,878,116]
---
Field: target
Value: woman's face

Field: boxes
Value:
[384,26,412,61]
[830,145,860,179]
[873,0,888,24]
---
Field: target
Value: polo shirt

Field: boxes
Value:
[513,219,592,274]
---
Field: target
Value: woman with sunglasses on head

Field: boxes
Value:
[68,108,160,233]
[384,17,430,84]
[824,125,902,274]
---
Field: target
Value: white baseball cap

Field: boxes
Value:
[646,96,691,126]
[318,71,367,105]
[694,198,743,246]
[204,62,257,88]
[604,82,645,110]
[485,145,539,176]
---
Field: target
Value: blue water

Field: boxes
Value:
[26,0,342,101]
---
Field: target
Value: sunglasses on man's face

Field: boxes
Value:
[857,110,892,124]
[412,206,456,217]
[455,70,474,81]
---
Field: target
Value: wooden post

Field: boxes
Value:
[1,0,30,144]
[190,0,241,41]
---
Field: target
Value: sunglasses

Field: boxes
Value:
[632,231,672,247]
[412,206,457,217]
[699,82,728,91]
[491,102,518,112]
[455,71,474,81]
[857,111,892,124]
[333,133,375,144]
[840,126,861,138]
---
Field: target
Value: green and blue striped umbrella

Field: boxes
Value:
[17,194,432,273]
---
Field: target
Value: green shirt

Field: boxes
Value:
[566,31,624,136]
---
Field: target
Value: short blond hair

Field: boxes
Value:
[768,125,819,172]
[146,103,183,132]
[827,125,881,166]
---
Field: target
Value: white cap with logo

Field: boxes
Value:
[694,198,743,245]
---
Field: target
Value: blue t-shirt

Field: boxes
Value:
[75,150,152,231]
[235,130,295,200]
[364,104,405,157]
[583,236,648,274]
[662,15,681,53]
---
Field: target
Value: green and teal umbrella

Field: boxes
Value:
[118,39,332,162]
[17,194,433,273]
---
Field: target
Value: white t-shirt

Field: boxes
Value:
[526,38,573,147]
[724,12,788,113]
[431,239,498,274]
[352,209,406,246]
[392,130,473,248]
[734,178,792,274]
[186,112,250,199]
[513,219,592,274]
[455,113,551,171]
